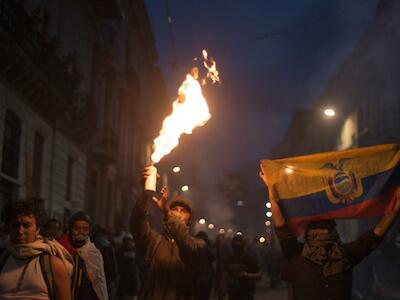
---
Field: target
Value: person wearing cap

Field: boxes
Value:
[259,167,400,300]
[130,167,208,300]
[57,212,108,300]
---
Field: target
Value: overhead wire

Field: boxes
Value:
[161,0,378,67]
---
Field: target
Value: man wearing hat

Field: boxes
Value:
[58,212,108,300]
[130,167,208,300]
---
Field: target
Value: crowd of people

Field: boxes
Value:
[0,165,398,300]
[0,202,281,300]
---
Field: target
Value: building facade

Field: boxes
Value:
[0,0,166,231]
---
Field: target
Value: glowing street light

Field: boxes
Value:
[172,166,181,173]
[266,211,272,217]
[219,228,225,234]
[265,202,271,208]
[324,108,336,117]
[259,236,266,243]
[265,220,271,227]
[208,223,214,229]
[199,218,206,224]
[181,185,189,192]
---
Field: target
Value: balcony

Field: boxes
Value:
[62,92,97,142]
[0,0,81,119]
[90,127,119,164]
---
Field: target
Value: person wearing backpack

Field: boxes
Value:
[0,200,72,300]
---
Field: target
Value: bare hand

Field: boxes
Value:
[152,185,169,216]
[142,167,160,180]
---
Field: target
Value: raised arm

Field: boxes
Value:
[373,190,400,237]
[130,168,160,255]
[345,190,400,265]
[259,167,286,227]
[260,165,302,259]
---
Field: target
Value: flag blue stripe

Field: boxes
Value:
[278,165,400,218]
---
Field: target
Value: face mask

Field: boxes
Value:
[71,234,88,248]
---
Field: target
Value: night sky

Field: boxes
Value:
[144,0,379,234]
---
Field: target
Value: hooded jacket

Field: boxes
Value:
[131,191,207,300]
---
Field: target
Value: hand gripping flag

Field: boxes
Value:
[261,144,400,236]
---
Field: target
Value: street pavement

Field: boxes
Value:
[210,275,289,300]
[254,275,289,300]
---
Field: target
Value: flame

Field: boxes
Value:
[151,50,220,163]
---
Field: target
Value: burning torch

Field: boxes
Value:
[144,49,220,192]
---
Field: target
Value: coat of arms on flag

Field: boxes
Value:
[260,144,400,235]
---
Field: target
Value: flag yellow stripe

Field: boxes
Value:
[261,144,399,200]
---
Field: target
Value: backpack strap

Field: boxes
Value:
[39,254,55,300]
[0,248,10,273]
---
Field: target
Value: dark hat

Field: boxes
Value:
[168,195,193,214]
[69,211,92,229]
[232,234,246,244]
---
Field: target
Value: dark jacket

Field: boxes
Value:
[276,225,382,300]
[224,252,260,300]
[131,191,207,300]
[117,245,138,296]
[71,253,100,300]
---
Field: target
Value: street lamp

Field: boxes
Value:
[208,223,214,229]
[181,185,189,192]
[172,166,181,173]
[199,218,206,224]
[324,108,336,117]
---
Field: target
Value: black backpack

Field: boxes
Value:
[0,248,55,299]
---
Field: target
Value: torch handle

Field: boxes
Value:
[144,165,157,191]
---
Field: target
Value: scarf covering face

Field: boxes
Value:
[5,236,74,277]
[302,229,350,277]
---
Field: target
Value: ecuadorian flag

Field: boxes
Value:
[261,144,399,236]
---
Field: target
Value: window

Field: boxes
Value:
[32,132,45,198]
[65,155,74,201]
[1,110,22,179]
[0,178,18,213]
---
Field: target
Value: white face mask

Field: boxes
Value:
[71,233,89,247]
